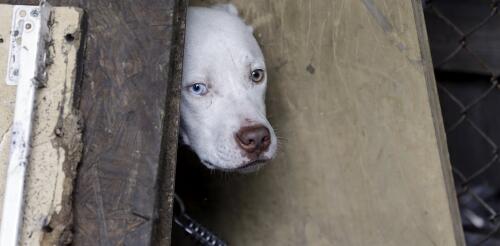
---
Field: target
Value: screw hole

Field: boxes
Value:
[42,225,53,233]
[0,38,4,43]
[64,33,75,42]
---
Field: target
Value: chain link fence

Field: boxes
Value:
[424,0,500,245]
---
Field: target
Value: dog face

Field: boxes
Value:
[180,5,277,172]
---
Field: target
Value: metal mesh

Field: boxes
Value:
[423,0,500,245]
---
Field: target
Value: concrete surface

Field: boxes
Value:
[0,6,82,245]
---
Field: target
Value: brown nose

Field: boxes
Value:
[236,125,271,155]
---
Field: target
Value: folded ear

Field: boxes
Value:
[211,3,239,16]
[211,3,254,34]
[246,25,254,34]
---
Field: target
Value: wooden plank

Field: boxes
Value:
[1,0,186,245]
[412,1,466,245]
[174,0,464,245]
[0,6,83,245]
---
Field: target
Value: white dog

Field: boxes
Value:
[180,4,277,172]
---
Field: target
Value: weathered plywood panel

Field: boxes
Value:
[0,6,83,245]
[1,0,187,244]
[175,0,464,245]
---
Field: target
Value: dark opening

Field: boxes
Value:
[65,33,75,42]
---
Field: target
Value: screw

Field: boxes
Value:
[30,9,39,17]
[25,23,32,30]
[55,128,64,137]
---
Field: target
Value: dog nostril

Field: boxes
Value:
[236,125,271,154]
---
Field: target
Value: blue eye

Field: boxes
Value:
[190,83,208,96]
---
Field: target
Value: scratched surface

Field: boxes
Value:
[0,6,83,245]
[174,0,464,245]
[1,0,186,245]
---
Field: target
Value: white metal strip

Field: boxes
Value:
[0,1,51,245]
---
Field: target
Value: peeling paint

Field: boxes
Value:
[0,5,83,246]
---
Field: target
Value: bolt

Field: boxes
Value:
[30,9,39,17]
[55,128,64,137]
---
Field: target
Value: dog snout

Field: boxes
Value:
[235,125,271,156]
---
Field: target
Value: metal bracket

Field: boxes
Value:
[0,1,51,245]
[5,2,50,86]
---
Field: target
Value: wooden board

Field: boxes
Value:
[174,0,465,245]
[0,6,83,245]
[1,0,187,245]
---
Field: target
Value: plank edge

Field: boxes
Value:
[411,0,466,245]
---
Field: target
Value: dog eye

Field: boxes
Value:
[189,83,208,96]
[250,69,265,83]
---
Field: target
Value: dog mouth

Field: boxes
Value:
[202,159,268,172]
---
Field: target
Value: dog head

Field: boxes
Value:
[180,4,277,172]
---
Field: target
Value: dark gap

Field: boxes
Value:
[42,225,53,233]
[65,33,75,42]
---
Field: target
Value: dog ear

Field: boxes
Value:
[211,3,254,34]
[211,3,239,16]
[246,25,254,34]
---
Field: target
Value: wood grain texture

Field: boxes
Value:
[174,0,464,245]
[1,0,186,245]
